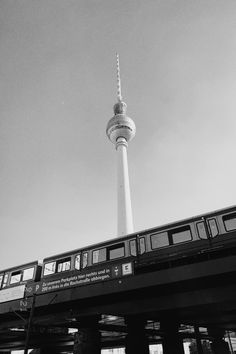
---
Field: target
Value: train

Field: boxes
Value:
[0,205,236,304]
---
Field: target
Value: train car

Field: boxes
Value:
[36,205,236,295]
[36,234,138,295]
[0,261,41,304]
[136,205,236,270]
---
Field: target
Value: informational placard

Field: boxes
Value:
[31,262,133,295]
[0,284,25,303]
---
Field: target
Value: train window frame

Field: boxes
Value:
[92,248,107,264]
[208,218,219,238]
[0,274,3,288]
[75,254,81,270]
[151,232,169,250]
[57,257,71,273]
[22,267,35,281]
[222,212,236,232]
[82,252,88,269]
[139,237,146,254]
[108,243,125,260]
[129,239,137,256]
[10,271,22,285]
[196,221,208,239]
[170,225,192,245]
[43,261,56,276]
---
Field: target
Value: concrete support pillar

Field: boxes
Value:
[73,316,101,354]
[125,316,149,354]
[161,320,184,354]
[208,327,230,354]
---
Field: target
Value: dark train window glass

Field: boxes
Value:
[10,271,21,284]
[151,232,169,249]
[197,222,207,239]
[2,274,8,288]
[171,226,192,244]
[130,240,137,256]
[23,267,34,281]
[57,258,71,273]
[92,248,106,264]
[223,213,236,232]
[82,252,88,268]
[108,244,125,260]
[0,275,3,288]
[208,218,218,237]
[75,254,81,270]
[139,237,146,254]
[44,262,56,276]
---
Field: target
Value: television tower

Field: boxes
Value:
[106,54,136,237]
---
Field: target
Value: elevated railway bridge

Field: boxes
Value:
[0,251,235,353]
[0,206,236,353]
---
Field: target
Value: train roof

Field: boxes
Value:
[0,260,39,274]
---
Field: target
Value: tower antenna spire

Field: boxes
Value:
[116,53,123,102]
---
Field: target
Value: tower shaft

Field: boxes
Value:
[116,138,134,236]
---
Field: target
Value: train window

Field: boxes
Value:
[208,219,218,237]
[151,232,169,249]
[2,274,8,288]
[0,274,3,288]
[75,254,81,270]
[10,271,21,284]
[2,274,9,288]
[139,237,146,254]
[197,222,207,239]
[57,257,71,273]
[171,226,192,244]
[130,240,137,256]
[108,243,125,260]
[44,262,56,276]
[223,213,236,231]
[82,252,88,268]
[93,248,106,264]
[23,267,34,281]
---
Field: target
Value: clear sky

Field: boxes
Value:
[1,0,236,269]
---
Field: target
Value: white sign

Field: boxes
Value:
[122,262,133,275]
[0,285,25,303]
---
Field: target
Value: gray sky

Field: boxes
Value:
[1,0,236,269]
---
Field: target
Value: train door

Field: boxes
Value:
[206,218,219,238]
[129,239,138,257]
[137,235,147,255]
[199,217,219,239]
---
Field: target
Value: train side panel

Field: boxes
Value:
[136,217,210,269]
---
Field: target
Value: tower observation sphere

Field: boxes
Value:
[106,54,136,237]
[106,101,136,146]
